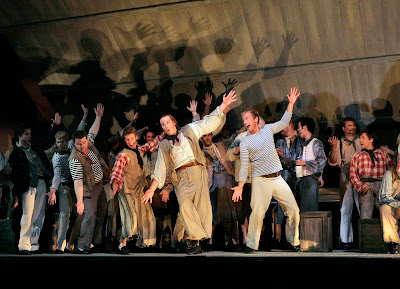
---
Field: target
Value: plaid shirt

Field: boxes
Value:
[111,135,162,191]
[350,148,394,192]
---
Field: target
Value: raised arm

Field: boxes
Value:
[88,103,104,139]
[189,90,238,138]
[285,87,300,114]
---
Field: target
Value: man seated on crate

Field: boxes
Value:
[378,156,400,254]
[350,129,394,220]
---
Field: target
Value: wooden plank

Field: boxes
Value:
[359,0,385,57]
[29,26,64,85]
[295,69,317,118]
[348,64,372,104]
[94,18,131,82]
[259,0,295,66]
[338,0,365,59]
[223,1,257,69]
[318,0,347,61]
[239,0,275,68]
[186,6,223,73]
[279,0,309,65]
[330,66,354,113]
[312,68,337,130]
[297,0,328,63]
[205,3,239,72]
[378,61,400,120]
[381,0,400,54]
[104,16,139,83]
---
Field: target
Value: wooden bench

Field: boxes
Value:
[319,187,340,203]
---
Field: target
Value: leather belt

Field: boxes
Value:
[176,161,201,172]
[360,177,381,183]
[261,172,281,178]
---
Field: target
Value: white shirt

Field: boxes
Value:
[152,106,225,188]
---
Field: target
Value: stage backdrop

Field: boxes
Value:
[0,0,399,154]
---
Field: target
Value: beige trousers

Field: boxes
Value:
[172,165,212,242]
[380,204,400,244]
[247,175,300,250]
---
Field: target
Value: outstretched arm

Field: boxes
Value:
[285,87,300,114]
[88,103,104,139]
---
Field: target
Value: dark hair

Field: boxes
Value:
[360,129,378,147]
[72,130,88,142]
[341,116,356,127]
[12,123,31,145]
[298,116,315,133]
[122,126,137,138]
[13,123,31,138]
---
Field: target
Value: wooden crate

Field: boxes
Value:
[358,218,387,253]
[300,211,333,252]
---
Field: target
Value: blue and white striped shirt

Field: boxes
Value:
[238,111,292,182]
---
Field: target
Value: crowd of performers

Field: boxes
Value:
[1,85,400,255]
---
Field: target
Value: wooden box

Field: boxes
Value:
[358,218,387,253]
[300,211,333,252]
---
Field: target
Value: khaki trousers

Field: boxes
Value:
[246,175,300,250]
[172,165,212,242]
[380,204,400,244]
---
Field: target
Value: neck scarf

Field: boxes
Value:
[302,136,315,147]
[165,126,181,145]
[125,145,143,169]
[342,134,359,150]
[79,150,94,164]
[361,148,377,167]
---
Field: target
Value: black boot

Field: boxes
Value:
[388,242,399,254]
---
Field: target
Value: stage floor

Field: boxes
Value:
[1,248,399,286]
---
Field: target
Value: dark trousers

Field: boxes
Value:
[72,183,106,250]
[296,174,319,212]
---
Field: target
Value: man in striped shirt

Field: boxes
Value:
[232,87,301,253]
[69,104,110,253]
[350,129,394,219]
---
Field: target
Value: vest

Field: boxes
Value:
[390,167,400,199]
[69,142,109,197]
[302,138,317,176]
[121,149,147,196]
[159,125,206,186]
[203,142,235,176]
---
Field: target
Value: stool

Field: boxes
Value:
[300,211,332,252]
[358,218,386,253]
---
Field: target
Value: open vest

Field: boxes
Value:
[159,125,206,186]
[121,148,147,196]
[69,142,109,197]
[302,138,317,177]
[203,142,235,176]
[390,166,400,199]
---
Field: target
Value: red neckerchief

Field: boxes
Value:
[79,150,94,164]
